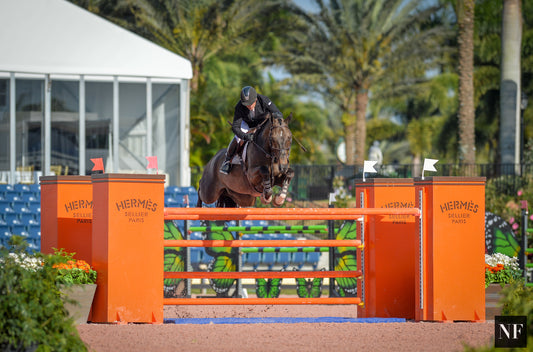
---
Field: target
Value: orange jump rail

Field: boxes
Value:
[164,297,362,305]
[163,207,420,221]
[163,239,362,248]
[164,270,362,279]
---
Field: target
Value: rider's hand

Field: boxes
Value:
[273,112,283,119]
[246,133,254,142]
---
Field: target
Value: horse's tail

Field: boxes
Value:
[196,188,203,207]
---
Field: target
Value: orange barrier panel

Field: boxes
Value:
[164,270,362,279]
[164,297,362,305]
[164,207,420,221]
[356,178,416,320]
[164,239,362,248]
[90,174,165,324]
[415,177,485,321]
[40,176,93,265]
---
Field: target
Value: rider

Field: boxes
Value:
[220,86,283,174]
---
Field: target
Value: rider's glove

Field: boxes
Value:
[273,112,283,119]
[246,133,254,142]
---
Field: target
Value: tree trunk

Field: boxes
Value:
[499,0,522,169]
[355,89,368,165]
[457,0,476,165]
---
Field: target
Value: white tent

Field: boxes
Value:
[0,0,192,79]
[0,0,193,186]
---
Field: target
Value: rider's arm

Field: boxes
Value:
[261,95,282,118]
[231,108,249,141]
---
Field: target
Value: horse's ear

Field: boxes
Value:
[286,112,292,124]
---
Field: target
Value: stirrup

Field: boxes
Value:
[220,160,231,175]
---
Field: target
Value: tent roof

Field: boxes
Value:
[0,0,192,80]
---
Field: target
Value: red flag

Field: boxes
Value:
[146,156,158,170]
[91,158,104,172]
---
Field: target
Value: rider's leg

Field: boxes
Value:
[220,137,239,174]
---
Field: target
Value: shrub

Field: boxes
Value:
[0,236,87,351]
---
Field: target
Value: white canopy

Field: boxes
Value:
[0,0,193,79]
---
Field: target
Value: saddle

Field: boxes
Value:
[230,123,263,166]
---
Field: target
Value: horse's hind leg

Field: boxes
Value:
[272,168,294,207]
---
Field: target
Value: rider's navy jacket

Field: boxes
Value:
[231,94,281,141]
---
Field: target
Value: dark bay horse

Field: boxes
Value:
[197,112,294,208]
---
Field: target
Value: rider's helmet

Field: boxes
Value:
[240,86,257,106]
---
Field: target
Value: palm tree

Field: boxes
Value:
[500,0,522,168]
[123,0,280,94]
[456,0,476,164]
[278,0,449,164]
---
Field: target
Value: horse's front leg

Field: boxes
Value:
[260,166,273,204]
[272,168,294,207]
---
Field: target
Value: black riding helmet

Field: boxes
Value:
[240,86,257,106]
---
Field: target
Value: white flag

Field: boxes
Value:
[363,160,378,174]
[423,158,438,172]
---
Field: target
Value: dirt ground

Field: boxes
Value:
[77,305,495,352]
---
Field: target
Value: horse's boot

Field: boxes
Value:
[220,138,239,174]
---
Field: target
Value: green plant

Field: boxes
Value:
[485,176,533,236]
[53,249,97,285]
[485,253,523,288]
[0,236,88,351]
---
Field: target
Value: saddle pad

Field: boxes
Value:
[231,143,248,164]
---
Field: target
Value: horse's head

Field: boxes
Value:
[269,113,293,174]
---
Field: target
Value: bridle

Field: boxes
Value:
[251,116,292,162]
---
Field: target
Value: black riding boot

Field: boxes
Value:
[220,138,239,174]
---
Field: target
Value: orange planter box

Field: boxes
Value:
[355,178,416,319]
[90,174,165,323]
[414,177,485,321]
[40,176,93,264]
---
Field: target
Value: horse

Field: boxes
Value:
[197,112,294,208]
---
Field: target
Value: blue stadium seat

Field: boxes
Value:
[189,232,203,240]
[306,252,321,269]
[28,225,41,239]
[20,212,34,225]
[189,248,203,265]
[12,201,29,213]
[276,251,291,267]
[29,183,40,194]
[291,252,306,269]
[3,209,18,224]
[27,241,40,253]
[14,184,31,193]
[245,252,261,268]
[10,224,28,237]
[28,203,41,213]
[4,193,20,202]
[165,198,180,207]
[0,200,12,211]
[0,184,14,193]
[21,193,39,204]
[262,251,276,269]
[28,218,40,227]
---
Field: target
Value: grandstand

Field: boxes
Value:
[1,184,321,269]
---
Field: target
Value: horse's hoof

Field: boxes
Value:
[261,194,272,204]
[273,195,285,207]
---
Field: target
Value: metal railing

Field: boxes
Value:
[191,163,533,201]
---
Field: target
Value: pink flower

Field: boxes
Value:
[512,223,519,230]
[509,217,515,224]
[530,214,533,221]
[517,190,523,196]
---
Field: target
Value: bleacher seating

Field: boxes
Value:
[0,183,43,251]
[0,183,324,268]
